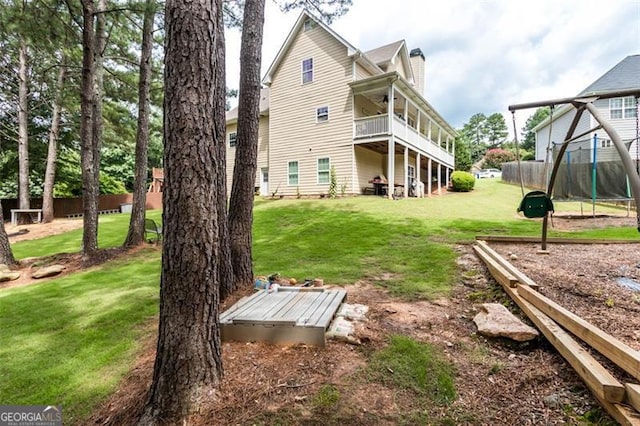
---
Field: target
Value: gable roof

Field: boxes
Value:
[533,54,640,132]
[262,9,422,86]
[262,9,358,85]
[364,40,415,84]
[226,88,270,123]
[579,54,640,95]
[365,40,404,65]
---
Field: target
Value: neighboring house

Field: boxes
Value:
[534,54,640,163]
[225,9,456,199]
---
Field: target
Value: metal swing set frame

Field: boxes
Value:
[508,87,640,250]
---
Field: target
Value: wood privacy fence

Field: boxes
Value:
[1,192,162,219]
[501,161,547,190]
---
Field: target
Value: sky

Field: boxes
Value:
[224,0,640,136]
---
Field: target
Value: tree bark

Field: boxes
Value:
[42,56,67,224]
[0,201,17,266]
[80,0,98,259]
[139,0,225,423]
[17,38,31,223]
[81,0,106,261]
[227,0,265,296]
[215,1,233,300]
[124,0,155,248]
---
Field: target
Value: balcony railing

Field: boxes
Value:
[354,114,388,137]
[353,115,454,167]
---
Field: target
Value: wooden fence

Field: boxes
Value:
[1,192,162,219]
[501,161,547,190]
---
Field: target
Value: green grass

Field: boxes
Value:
[253,203,458,299]
[0,248,161,423]
[1,179,638,423]
[312,384,341,409]
[11,210,163,260]
[365,335,456,405]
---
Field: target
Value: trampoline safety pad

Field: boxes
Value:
[220,287,347,347]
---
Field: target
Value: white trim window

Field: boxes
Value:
[229,132,237,148]
[316,106,329,122]
[600,138,612,148]
[408,164,416,183]
[288,161,299,185]
[302,58,313,84]
[610,96,637,119]
[317,157,330,184]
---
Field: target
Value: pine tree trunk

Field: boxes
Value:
[227,0,265,295]
[0,201,17,266]
[42,58,67,224]
[139,0,225,423]
[81,0,106,261]
[124,0,155,248]
[214,4,233,301]
[80,0,98,259]
[17,38,31,223]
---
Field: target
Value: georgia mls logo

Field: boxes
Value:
[0,405,62,426]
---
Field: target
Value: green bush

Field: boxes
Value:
[450,171,475,192]
[483,148,516,169]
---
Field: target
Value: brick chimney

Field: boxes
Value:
[409,48,426,96]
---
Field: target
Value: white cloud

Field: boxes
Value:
[226,0,640,137]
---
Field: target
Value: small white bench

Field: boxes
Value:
[10,208,43,226]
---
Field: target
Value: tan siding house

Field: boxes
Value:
[226,9,457,199]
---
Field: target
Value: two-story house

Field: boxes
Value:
[225,9,457,199]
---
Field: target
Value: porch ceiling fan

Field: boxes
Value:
[381,94,397,104]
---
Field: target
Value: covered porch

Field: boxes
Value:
[354,140,451,198]
[349,72,456,199]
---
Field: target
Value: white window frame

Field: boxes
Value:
[610,96,637,119]
[408,164,416,181]
[600,138,612,148]
[316,106,329,123]
[623,96,638,118]
[288,161,299,186]
[302,58,313,84]
[317,157,331,184]
[229,132,237,148]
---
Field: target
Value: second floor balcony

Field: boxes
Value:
[353,114,454,167]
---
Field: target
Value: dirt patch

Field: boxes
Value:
[6,218,84,243]
[543,211,637,232]
[0,218,148,291]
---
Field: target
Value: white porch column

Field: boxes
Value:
[404,98,408,121]
[387,137,395,200]
[446,136,450,152]
[387,85,394,134]
[446,167,450,185]
[427,158,432,197]
[403,145,409,197]
[438,127,442,147]
[427,118,432,141]
[415,152,421,197]
[437,163,442,195]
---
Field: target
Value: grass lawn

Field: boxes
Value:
[1,179,638,424]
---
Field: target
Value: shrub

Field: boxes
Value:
[328,165,337,198]
[483,148,516,169]
[450,171,475,192]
